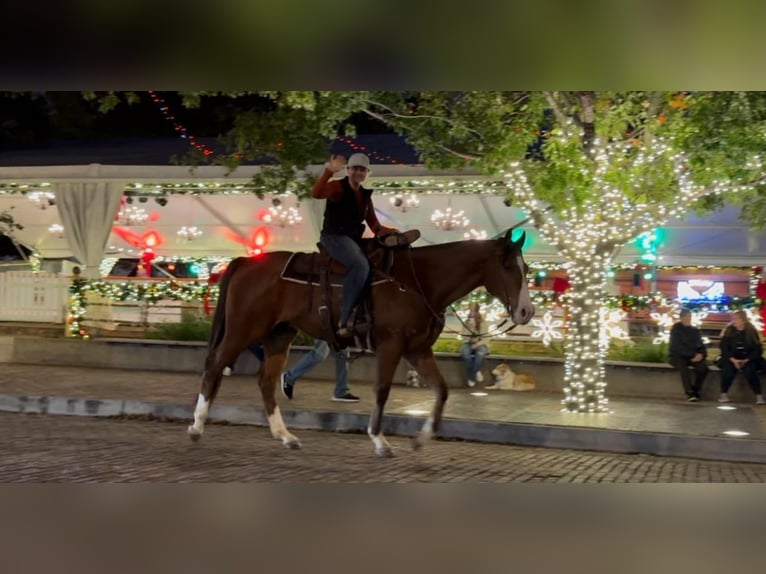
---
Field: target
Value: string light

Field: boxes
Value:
[147,91,217,157]
[503,133,741,413]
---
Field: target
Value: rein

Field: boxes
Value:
[400,215,535,340]
[404,248,519,340]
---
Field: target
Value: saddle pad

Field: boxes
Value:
[281,252,387,287]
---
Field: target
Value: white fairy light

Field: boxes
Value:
[501,132,728,413]
[744,307,763,334]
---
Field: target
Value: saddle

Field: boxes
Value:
[281,230,420,351]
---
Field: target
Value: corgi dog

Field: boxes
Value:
[486,363,537,391]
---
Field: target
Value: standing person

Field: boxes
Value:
[311,153,416,338]
[718,310,765,404]
[459,302,489,388]
[280,338,359,402]
[668,308,709,402]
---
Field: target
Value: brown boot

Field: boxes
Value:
[381,229,421,248]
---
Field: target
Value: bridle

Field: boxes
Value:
[403,221,531,340]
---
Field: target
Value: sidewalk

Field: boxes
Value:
[1,363,765,463]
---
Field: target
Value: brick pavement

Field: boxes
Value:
[3,413,766,482]
[2,363,766,464]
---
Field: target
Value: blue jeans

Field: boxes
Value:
[283,339,350,397]
[460,342,488,382]
[320,233,370,326]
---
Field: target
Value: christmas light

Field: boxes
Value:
[28,191,56,209]
[260,197,303,227]
[48,223,64,238]
[177,226,203,241]
[115,205,149,226]
[463,229,488,240]
[389,193,420,212]
[431,200,469,231]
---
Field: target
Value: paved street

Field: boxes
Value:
[2,412,766,482]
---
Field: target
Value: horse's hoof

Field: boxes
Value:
[187,426,202,442]
[411,437,424,451]
[285,440,302,450]
[375,447,394,458]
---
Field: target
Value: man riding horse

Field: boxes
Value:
[312,153,419,338]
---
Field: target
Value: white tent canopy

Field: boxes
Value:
[0,163,764,268]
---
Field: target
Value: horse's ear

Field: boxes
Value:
[509,230,526,249]
[502,227,526,249]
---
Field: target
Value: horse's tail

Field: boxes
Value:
[208,257,249,352]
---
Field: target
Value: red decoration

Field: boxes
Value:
[552,277,571,294]
[756,278,766,335]
[140,248,156,278]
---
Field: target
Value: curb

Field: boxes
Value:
[1,393,765,464]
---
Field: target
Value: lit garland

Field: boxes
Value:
[66,278,219,339]
[67,277,89,339]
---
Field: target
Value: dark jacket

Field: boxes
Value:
[719,324,762,362]
[669,322,707,362]
[321,177,373,240]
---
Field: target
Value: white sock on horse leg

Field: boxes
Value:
[192,393,209,433]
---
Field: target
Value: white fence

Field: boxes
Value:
[0,271,69,323]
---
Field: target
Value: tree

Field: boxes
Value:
[94,91,766,412]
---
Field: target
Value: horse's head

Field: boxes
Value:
[484,229,535,325]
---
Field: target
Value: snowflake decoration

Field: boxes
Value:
[691,309,711,344]
[531,310,564,346]
[599,308,630,346]
[651,310,676,344]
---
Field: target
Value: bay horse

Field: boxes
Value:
[187,228,534,457]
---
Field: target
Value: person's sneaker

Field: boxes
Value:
[337,323,352,338]
[756,394,766,405]
[222,366,232,377]
[467,379,476,388]
[718,393,730,403]
[687,396,699,402]
[332,392,360,403]
[476,371,484,383]
[280,372,294,400]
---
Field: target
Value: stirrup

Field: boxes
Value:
[380,229,420,248]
